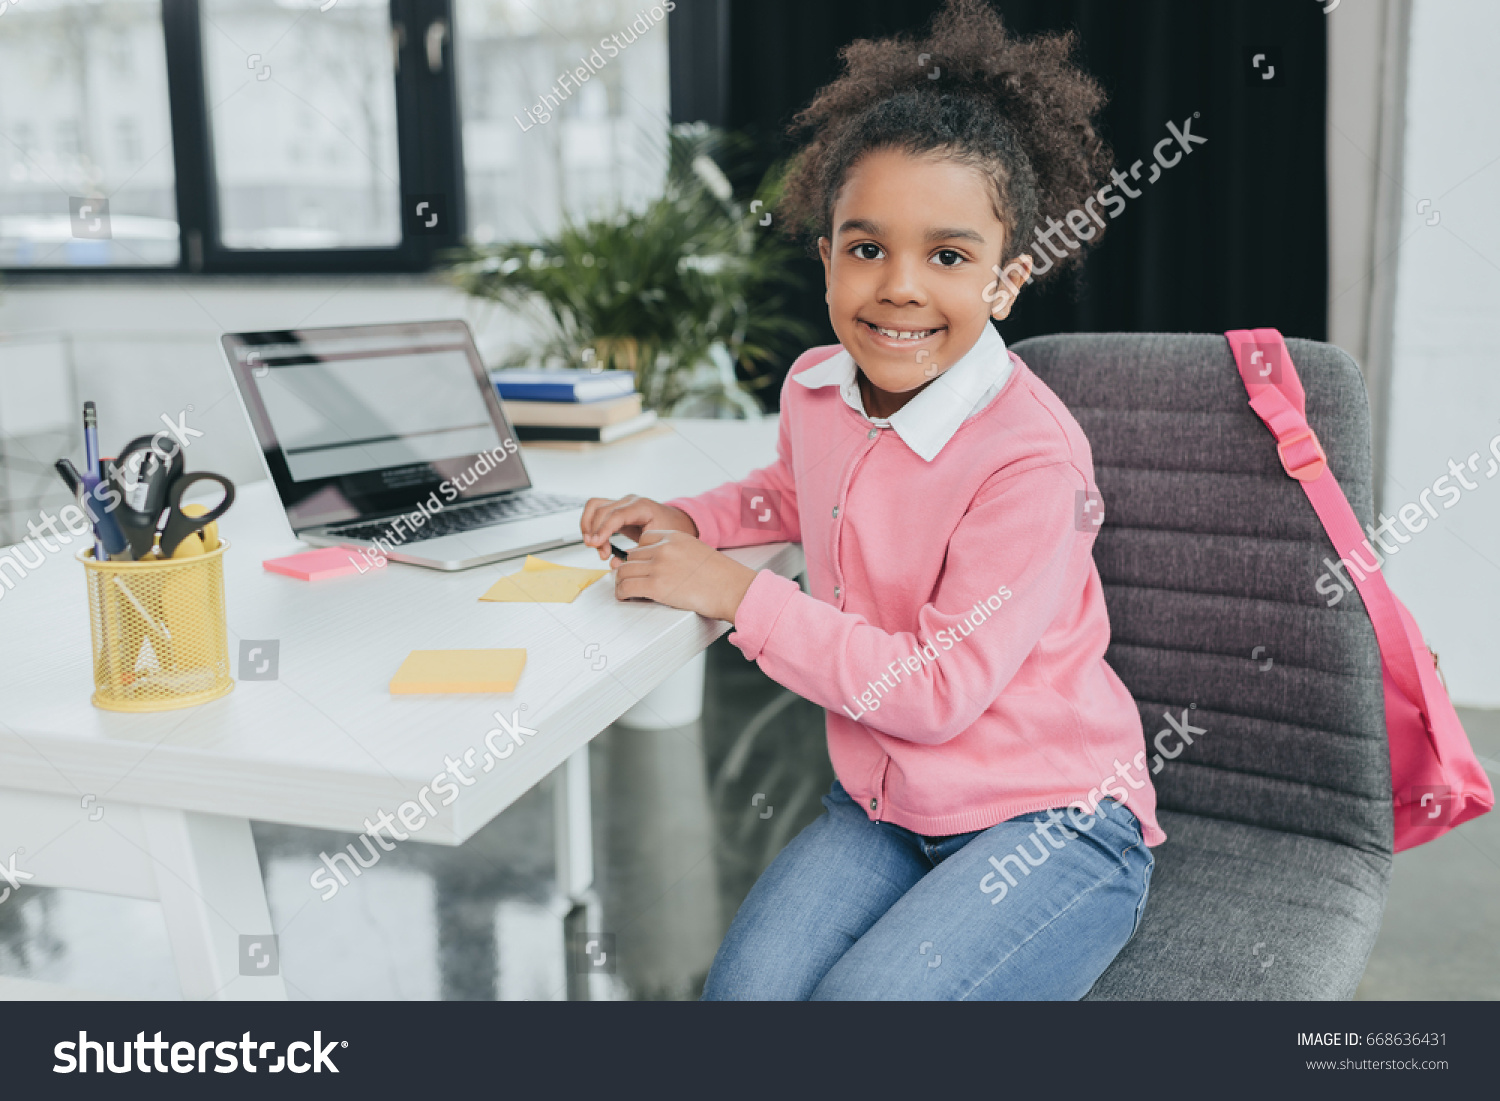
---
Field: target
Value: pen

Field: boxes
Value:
[83,401,99,477]
[83,402,104,559]
[81,472,131,561]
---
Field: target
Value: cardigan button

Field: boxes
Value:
[831,505,839,519]
[833,586,841,598]
[870,797,878,811]
[867,428,878,440]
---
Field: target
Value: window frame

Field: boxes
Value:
[2,0,467,277]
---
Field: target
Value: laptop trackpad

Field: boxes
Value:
[387,509,586,570]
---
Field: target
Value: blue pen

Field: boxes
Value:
[83,402,105,559]
[82,472,130,561]
[83,401,100,474]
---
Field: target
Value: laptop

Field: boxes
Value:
[223,320,587,571]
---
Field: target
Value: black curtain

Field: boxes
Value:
[672,0,1327,405]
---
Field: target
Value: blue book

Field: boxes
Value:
[492,368,636,403]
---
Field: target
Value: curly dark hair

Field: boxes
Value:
[779,0,1112,281]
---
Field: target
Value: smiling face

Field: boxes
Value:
[818,147,1030,412]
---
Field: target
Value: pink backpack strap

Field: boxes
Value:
[1224,330,1430,725]
[1227,328,1493,849]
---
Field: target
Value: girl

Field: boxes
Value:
[580,0,1163,1000]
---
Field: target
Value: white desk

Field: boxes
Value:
[0,418,797,1000]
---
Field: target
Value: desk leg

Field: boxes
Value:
[553,745,606,1000]
[140,808,288,1001]
[0,789,284,1001]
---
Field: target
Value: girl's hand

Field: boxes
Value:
[612,530,758,623]
[580,495,698,562]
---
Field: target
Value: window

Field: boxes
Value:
[0,0,180,268]
[117,118,143,166]
[200,0,402,250]
[0,0,673,274]
[454,0,671,246]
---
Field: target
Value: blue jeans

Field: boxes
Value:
[702,780,1153,1000]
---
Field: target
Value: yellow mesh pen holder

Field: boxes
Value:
[80,541,234,712]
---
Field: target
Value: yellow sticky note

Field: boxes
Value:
[479,556,608,603]
[520,555,606,583]
[390,649,527,694]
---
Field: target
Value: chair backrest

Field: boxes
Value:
[1012,333,1393,857]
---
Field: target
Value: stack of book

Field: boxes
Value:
[491,368,661,448]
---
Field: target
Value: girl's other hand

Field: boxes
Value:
[580,495,698,561]
[612,530,757,623]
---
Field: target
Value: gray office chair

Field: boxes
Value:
[1012,333,1392,1000]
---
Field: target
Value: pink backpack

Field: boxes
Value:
[1226,328,1494,851]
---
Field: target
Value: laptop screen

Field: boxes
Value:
[224,321,530,531]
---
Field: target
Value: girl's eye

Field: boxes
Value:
[851,242,884,261]
[933,249,966,267]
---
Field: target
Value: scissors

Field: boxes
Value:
[159,471,235,557]
[110,435,236,559]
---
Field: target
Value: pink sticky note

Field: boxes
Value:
[262,545,380,582]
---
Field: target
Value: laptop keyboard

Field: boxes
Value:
[326,492,583,543]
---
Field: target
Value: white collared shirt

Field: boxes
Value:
[790,322,1013,462]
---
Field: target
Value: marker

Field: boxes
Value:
[54,458,83,496]
[609,540,629,561]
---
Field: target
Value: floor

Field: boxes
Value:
[0,639,1495,1000]
[1354,705,1500,1000]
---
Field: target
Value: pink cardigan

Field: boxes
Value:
[669,345,1165,846]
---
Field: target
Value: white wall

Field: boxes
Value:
[1384,0,1500,706]
[1325,0,1387,367]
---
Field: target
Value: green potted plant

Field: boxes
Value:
[448,124,814,416]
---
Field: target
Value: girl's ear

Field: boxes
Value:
[987,254,1035,321]
[818,236,833,303]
